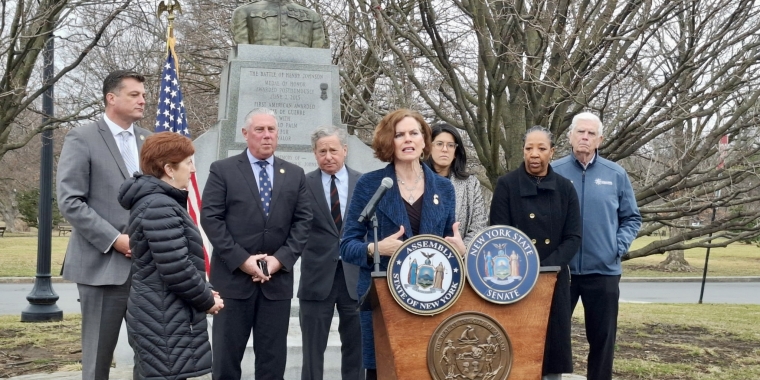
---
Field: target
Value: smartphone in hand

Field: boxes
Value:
[257,259,269,277]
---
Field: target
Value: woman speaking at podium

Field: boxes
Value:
[489,126,582,380]
[340,109,465,380]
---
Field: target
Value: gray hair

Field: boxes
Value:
[244,108,278,129]
[569,112,604,136]
[523,125,555,147]
[310,125,347,150]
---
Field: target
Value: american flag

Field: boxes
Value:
[155,48,212,274]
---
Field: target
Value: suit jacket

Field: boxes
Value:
[201,151,312,300]
[297,166,361,301]
[57,117,151,286]
[340,163,456,368]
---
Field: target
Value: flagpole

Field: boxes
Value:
[156,1,212,275]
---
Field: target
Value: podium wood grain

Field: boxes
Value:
[370,272,558,380]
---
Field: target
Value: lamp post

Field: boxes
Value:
[21,33,63,322]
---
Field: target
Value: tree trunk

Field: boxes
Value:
[659,227,693,271]
[0,208,17,233]
[0,186,17,232]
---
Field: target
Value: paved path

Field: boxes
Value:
[620,281,760,304]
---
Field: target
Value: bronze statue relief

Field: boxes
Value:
[231,0,328,48]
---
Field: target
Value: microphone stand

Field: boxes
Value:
[370,213,385,277]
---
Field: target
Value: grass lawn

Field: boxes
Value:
[573,303,760,379]
[0,314,81,378]
[0,234,68,277]
[623,236,760,277]
[0,304,757,379]
[0,234,758,278]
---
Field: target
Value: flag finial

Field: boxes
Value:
[158,0,183,40]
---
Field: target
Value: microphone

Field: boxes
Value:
[358,177,394,223]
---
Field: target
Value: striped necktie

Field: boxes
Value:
[330,175,342,231]
[119,131,139,176]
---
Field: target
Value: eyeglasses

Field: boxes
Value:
[432,141,458,150]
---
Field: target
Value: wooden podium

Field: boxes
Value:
[369,268,559,379]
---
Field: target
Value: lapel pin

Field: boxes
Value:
[140,135,144,141]
[280,168,285,174]
[433,194,439,205]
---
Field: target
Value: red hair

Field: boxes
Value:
[371,109,432,162]
[140,132,195,178]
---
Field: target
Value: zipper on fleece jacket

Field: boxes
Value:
[578,169,586,274]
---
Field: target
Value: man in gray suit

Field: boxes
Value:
[57,70,150,379]
[298,126,362,380]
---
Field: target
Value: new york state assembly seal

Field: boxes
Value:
[465,225,540,304]
[427,312,512,380]
[387,235,465,315]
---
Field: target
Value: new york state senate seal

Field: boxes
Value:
[387,235,465,315]
[427,312,512,380]
[465,225,540,304]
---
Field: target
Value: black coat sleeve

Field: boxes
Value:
[142,199,215,312]
[200,161,252,273]
[541,182,582,267]
[489,175,513,226]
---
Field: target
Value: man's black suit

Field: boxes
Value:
[201,151,312,380]
[298,167,362,380]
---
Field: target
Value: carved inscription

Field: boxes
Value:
[236,69,332,145]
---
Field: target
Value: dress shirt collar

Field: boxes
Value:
[321,165,348,185]
[575,151,597,170]
[103,114,135,137]
[246,150,274,167]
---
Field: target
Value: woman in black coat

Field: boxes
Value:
[489,126,581,380]
[118,132,224,380]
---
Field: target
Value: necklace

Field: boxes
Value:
[397,167,423,203]
[532,175,546,185]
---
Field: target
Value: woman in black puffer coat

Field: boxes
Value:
[118,132,223,380]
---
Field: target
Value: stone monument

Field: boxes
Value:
[193,45,382,193]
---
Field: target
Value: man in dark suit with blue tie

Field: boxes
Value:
[298,126,362,380]
[201,108,312,379]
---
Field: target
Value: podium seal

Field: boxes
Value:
[465,225,540,304]
[427,312,512,380]
[387,235,465,316]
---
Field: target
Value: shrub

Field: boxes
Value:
[16,188,63,229]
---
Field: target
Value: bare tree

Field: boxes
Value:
[0,0,134,164]
[0,0,140,228]
[0,126,67,232]
[8,0,757,262]
[325,0,760,260]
